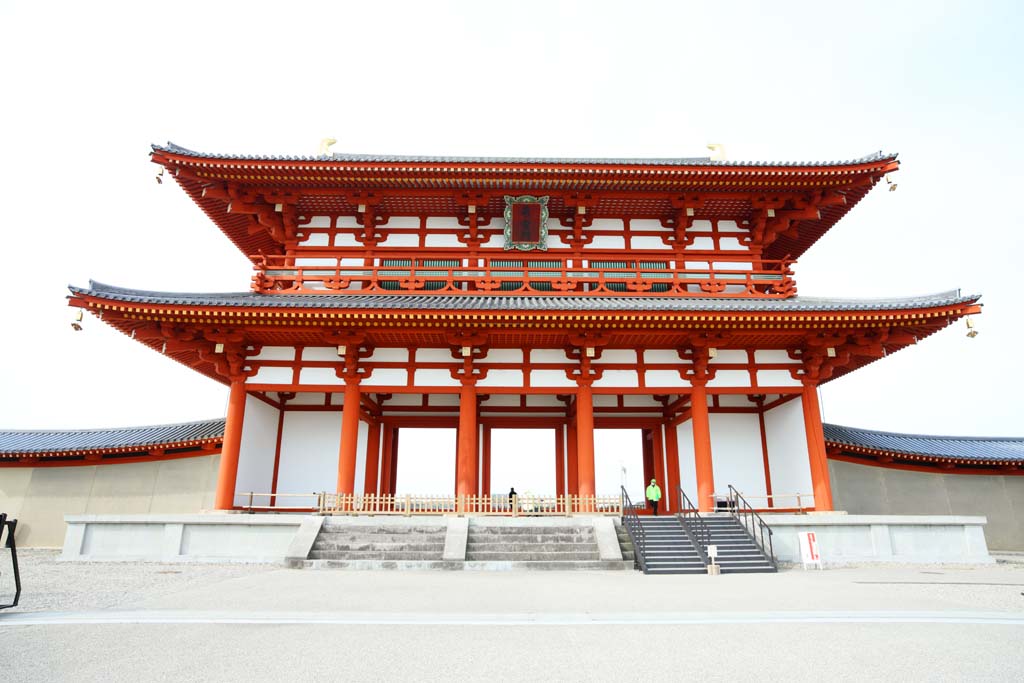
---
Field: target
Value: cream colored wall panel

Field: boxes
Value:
[361,368,408,387]
[336,215,360,228]
[676,422,697,498]
[629,219,662,230]
[149,456,218,514]
[482,349,524,363]
[481,395,520,407]
[714,260,752,271]
[716,394,755,407]
[299,367,344,385]
[303,347,343,362]
[429,394,461,407]
[764,397,813,502]
[622,395,661,407]
[717,220,744,232]
[425,217,457,228]
[757,370,801,387]
[295,257,337,267]
[289,392,328,405]
[0,468,34,521]
[386,394,423,406]
[477,369,524,388]
[707,370,752,388]
[590,218,625,230]
[689,236,714,250]
[593,395,617,407]
[529,370,575,388]
[18,467,97,547]
[718,236,748,251]
[644,370,689,388]
[248,366,293,385]
[353,421,369,503]
[525,395,563,407]
[480,234,506,249]
[85,461,160,515]
[413,369,460,387]
[591,370,639,388]
[250,346,295,362]
[688,220,713,232]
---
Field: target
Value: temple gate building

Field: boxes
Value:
[55,143,985,516]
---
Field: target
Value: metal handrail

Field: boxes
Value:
[675,486,710,567]
[620,486,647,572]
[0,513,21,609]
[727,485,777,569]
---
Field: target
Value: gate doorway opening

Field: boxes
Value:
[594,429,645,500]
[394,427,455,494]
[489,428,555,496]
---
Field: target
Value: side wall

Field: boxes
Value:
[0,455,220,547]
[763,397,814,507]
[829,459,1024,551]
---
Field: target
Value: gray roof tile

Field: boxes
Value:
[71,281,978,313]
[824,423,1024,463]
[0,418,224,456]
[153,142,896,168]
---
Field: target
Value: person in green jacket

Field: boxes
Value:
[646,479,662,516]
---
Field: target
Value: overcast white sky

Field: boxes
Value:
[1,1,1021,493]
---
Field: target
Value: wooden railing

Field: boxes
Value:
[318,493,622,516]
[251,252,796,298]
[712,491,814,513]
[236,492,320,512]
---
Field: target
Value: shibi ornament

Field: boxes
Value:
[503,195,550,251]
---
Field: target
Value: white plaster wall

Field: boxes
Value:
[757,370,801,387]
[415,349,457,364]
[591,370,639,388]
[594,350,638,364]
[476,369,524,388]
[297,232,330,246]
[709,350,748,364]
[708,413,767,500]
[424,234,463,248]
[382,216,420,229]
[248,366,293,385]
[645,370,689,388]
[336,215,360,228]
[303,347,343,362]
[587,235,626,250]
[275,412,342,495]
[690,236,714,250]
[333,233,361,247]
[529,370,575,388]
[380,233,420,248]
[629,236,670,249]
[483,349,524,363]
[764,397,814,503]
[361,368,408,387]
[706,370,752,388]
[235,396,280,503]
[676,421,697,499]
[301,215,332,228]
[590,218,624,230]
[250,346,296,361]
[643,350,681,364]
[367,348,410,363]
[413,369,459,387]
[353,421,369,498]
[299,367,344,385]
[754,350,793,364]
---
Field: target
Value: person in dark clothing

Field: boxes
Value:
[508,487,517,512]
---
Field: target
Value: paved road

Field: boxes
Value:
[1,552,1022,681]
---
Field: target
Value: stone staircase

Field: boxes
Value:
[635,516,706,574]
[303,520,452,569]
[703,513,776,574]
[466,524,630,570]
[615,520,636,566]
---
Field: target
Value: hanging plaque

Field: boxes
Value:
[503,195,549,251]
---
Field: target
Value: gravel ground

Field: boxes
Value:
[0,549,276,613]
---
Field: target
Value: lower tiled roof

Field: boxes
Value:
[0,418,224,456]
[70,281,979,313]
[824,423,1024,464]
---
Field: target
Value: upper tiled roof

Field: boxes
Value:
[71,281,978,313]
[0,418,224,456]
[824,423,1024,464]
[153,142,896,168]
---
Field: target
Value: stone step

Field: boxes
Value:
[320,525,446,535]
[463,560,633,571]
[468,534,594,544]
[312,541,445,552]
[466,551,601,562]
[314,535,446,545]
[309,550,445,560]
[470,527,592,535]
[467,542,598,553]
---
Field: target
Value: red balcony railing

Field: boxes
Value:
[251,252,796,298]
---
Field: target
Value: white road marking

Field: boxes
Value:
[2,610,1023,626]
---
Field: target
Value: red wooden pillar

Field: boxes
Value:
[456,381,478,496]
[641,429,655,486]
[214,378,248,510]
[691,381,715,512]
[336,379,362,494]
[576,384,596,498]
[566,422,579,495]
[663,422,682,511]
[389,428,400,494]
[481,425,492,497]
[379,425,394,496]
[554,425,565,497]
[363,420,382,495]
[652,424,667,513]
[801,383,834,511]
